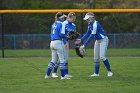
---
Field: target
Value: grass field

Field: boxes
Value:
[0,49,140,93]
[1,48,140,57]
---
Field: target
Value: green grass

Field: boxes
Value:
[0,48,140,57]
[0,49,140,93]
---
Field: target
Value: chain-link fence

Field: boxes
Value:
[0,33,140,50]
[1,10,140,58]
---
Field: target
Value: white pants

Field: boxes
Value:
[64,41,69,62]
[94,36,109,62]
[50,40,66,64]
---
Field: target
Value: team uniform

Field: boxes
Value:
[45,19,70,79]
[61,20,76,76]
[81,20,113,76]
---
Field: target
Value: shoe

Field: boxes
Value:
[52,73,58,78]
[107,71,113,77]
[65,74,73,78]
[45,75,50,79]
[90,73,99,77]
[61,76,71,80]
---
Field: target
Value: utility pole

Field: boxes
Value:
[0,0,5,58]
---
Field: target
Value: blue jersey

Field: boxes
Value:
[61,20,76,44]
[51,20,65,41]
[81,21,106,46]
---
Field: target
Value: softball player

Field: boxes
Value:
[45,12,70,80]
[51,16,67,78]
[61,12,77,78]
[51,12,76,78]
[76,12,113,77]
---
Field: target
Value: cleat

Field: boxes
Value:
[45,75,50,79]
[61,76,71,80]
[65,74,73,78]
[107,71,113,77]
[90,73,99,77]
[52,73,58,78]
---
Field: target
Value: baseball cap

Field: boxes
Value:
[83,13,94,20]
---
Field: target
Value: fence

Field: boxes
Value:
[1,9,140,58]
[0,33,140,50]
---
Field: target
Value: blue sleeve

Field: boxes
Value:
[84,34,95,47]
[81,29,91,42]
[60,33,67,38]
[63,38,67,44]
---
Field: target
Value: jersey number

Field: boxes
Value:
[52,25,56,34]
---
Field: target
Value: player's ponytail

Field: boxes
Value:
[54,14,58,26]
[54,12,66,25]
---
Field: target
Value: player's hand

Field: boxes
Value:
[80,45,85,50]
[64,43,68,48]
[75,39,81,44]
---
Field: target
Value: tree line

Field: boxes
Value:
[0,0,140,34]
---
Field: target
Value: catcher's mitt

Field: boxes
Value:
[75,45,85,58]
[67,31,80,40]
